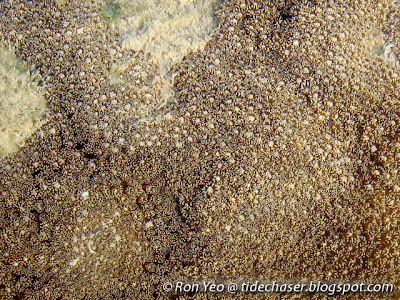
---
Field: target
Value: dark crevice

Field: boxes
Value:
[279,12,293,21]
[121,180,129,193]
[84,153,96,160]
[32,169,42,178]
[30,209,41,233]
[173,196,187,224]
[14,292,26,300]
[12,273,22,282]
[74,141,87,150]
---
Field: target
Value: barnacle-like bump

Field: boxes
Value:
[0,0,400,299]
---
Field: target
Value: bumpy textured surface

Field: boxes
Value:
[0,0,399,299]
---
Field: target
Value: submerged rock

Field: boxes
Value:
[0,0,399,299]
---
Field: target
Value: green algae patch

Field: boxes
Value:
[101,1,123,24]
[0,44,48,158]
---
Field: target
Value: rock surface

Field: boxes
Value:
[0,0,399,299]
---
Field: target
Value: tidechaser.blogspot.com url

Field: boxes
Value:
[162,280,394,296]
